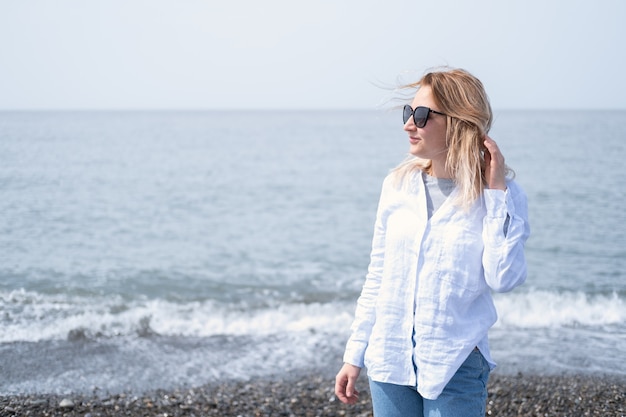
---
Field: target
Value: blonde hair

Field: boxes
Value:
[392,67,513,209]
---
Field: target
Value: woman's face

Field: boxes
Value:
[404,85,448,161]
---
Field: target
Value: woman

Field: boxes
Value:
[335,68,530,417]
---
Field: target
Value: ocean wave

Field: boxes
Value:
[1,288,624,343]
[494,289,625,328]
[0,289,355,343]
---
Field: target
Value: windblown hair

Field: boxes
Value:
[392,67,513,209]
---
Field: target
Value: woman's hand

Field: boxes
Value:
[334,363,361,404]
[484,135,507,191]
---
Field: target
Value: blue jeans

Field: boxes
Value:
[369,350,490,417]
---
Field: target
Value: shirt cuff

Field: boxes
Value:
[343,344,366,368]
[484,188,515,218]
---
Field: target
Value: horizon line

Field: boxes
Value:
[1,107,625,112]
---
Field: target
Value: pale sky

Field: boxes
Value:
[1,0,625,110]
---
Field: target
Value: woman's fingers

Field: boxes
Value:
[484,135,507,191]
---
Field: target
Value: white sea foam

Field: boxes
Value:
[0,289,355,343]
[494,289,625,328]
[2,288,624,343]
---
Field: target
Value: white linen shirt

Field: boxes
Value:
[342,169,530,400]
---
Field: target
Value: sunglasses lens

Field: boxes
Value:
[402,105,412,124]
[414,107,428,128]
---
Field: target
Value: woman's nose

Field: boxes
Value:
[404,117,416,132]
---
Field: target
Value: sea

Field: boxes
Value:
[1,109,625,396]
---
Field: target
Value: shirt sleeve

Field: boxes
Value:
[482,181,531,293]
[342,176,391,367]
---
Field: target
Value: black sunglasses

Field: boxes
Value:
[402,105,447,128]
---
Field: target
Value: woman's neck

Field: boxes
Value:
[428,159,453,179]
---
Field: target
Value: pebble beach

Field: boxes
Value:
[1,373,624,417]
